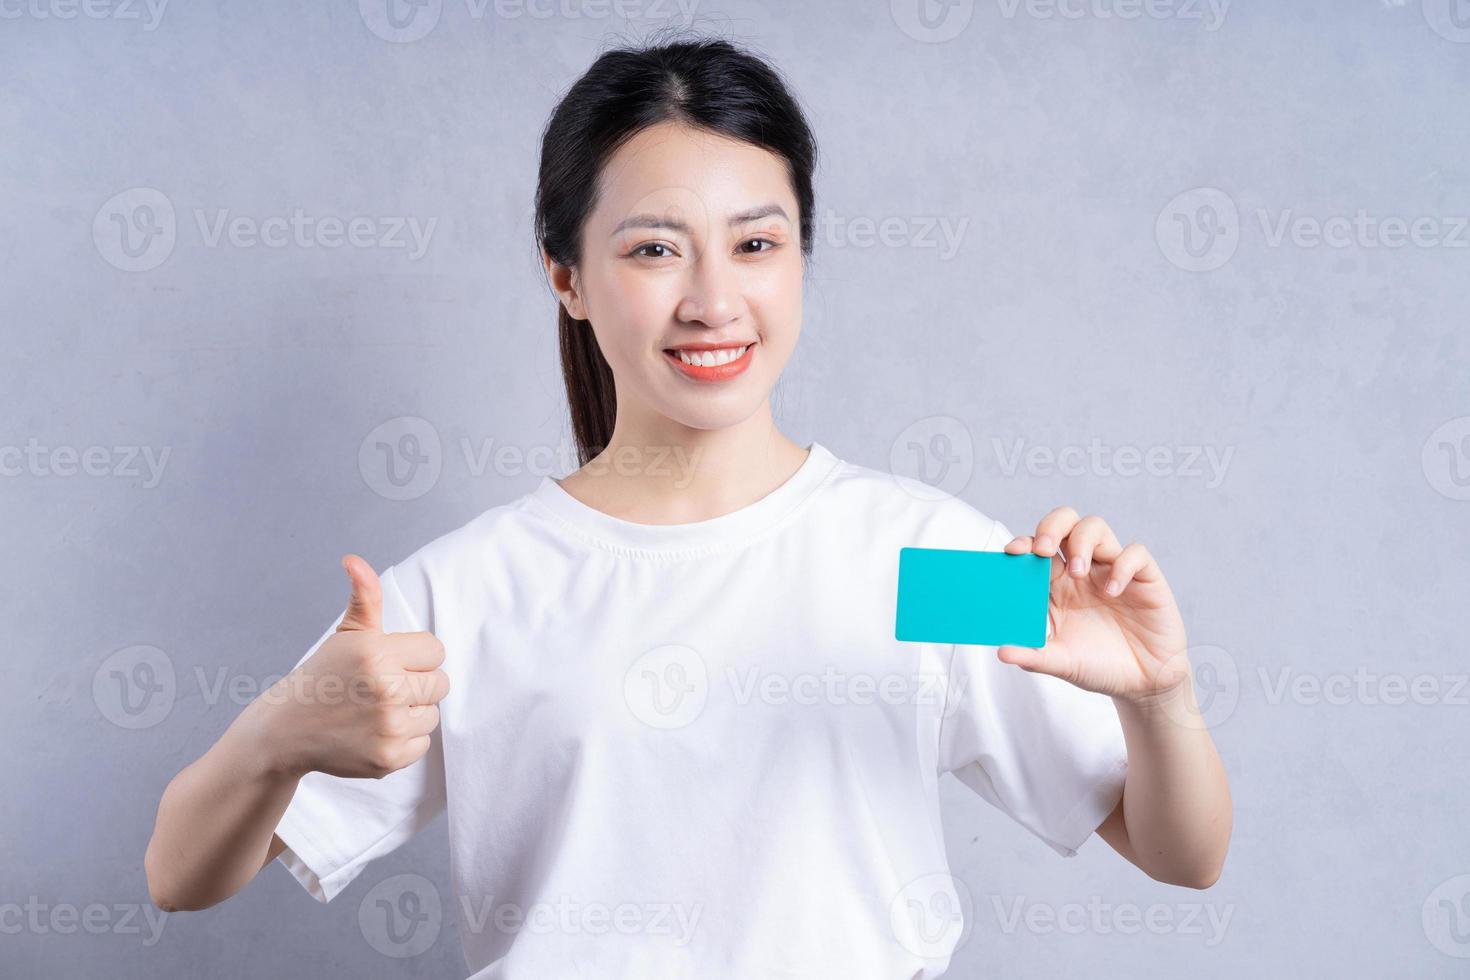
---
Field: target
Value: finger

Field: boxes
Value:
[1059,515,1122,579]
[390,631,447,671]
[402,668,450,707]
[1003,535,1033,555]
[338,554,383,633]
[995,641,1071,680]
[1103,542,1157,596]
[401,704,441,737]
[391,733,433,771]
[1010,532,1067,583]
[1032,506,1081,558]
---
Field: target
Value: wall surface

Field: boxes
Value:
[4,1,1469,976]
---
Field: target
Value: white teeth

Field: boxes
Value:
[676,345,747,367]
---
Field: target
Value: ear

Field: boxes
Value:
[544,250,588,321]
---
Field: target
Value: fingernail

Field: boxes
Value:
[1036,535,1055,553]
[1106,579,1122,595]
[1069,557,1085,576]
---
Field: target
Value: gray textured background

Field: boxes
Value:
[5,1,1469,976]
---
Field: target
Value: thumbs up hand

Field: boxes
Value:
[253,555,450,781]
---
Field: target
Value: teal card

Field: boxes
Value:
[895,547,1051,648]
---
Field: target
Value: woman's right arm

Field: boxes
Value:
[144,703,301,911]
[144,555,450,912]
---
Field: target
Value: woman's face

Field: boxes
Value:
[550,120,804,435]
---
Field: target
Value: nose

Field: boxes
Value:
[675,248,745,329]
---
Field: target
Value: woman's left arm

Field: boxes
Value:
[998,506,1232,889]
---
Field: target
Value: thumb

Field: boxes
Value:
[337,553,383,633]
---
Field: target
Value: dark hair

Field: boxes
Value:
[534,29,819,467]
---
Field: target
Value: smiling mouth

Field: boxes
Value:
[661,341,756,381]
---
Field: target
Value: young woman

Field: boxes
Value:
[145,32,1231,978]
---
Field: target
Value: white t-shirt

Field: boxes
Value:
[272,441,1129,978]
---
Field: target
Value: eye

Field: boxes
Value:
[632,242,676,259]
[739,238,779,255]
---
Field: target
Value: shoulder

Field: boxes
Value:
[821,453,1010,550]
[379,492,547,622]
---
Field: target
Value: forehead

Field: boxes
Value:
[592,121,795,232]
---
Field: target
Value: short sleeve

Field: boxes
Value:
[271,564,447,903]
[936,518,1129,857]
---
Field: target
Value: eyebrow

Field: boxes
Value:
[610,203,790,237]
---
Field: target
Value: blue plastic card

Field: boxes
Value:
[895,547,1051,648]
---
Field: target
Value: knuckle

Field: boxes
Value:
[367,746,398,777]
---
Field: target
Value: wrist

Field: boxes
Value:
[1112,670,1198,720]
[228,693,311,783]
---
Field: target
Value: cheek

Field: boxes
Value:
[747,267,804,345]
